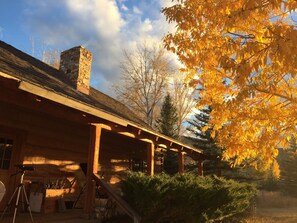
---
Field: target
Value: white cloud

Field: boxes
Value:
[132,6,142,15]
[121,4,128,11]
[23,0,125,95]
[140,18,153,33]
[65,0,124,39]
[24,0,124,45]
[22,0,178,96]
[159,0,176,8]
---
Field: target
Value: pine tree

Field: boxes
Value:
[187,107,222,175]
[156,93,178,175]
[156,93,178,138]
[187,107,265,182]
[187,107,216,154]
[278,138,297,196]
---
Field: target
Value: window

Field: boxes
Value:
[0,137,13,169]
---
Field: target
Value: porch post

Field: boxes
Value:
[198,159,204,176]
[178,150,185,175]
[84,124,101,217]
[146,143,155,176]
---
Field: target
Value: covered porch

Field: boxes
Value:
[83,123,206,221]
[0,74,205,222]
[0,122,205,223]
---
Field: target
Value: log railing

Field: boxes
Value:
[93,173,141,223]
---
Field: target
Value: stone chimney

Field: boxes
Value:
[60,46,92,95]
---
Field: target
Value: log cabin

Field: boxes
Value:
[0,41,206,221]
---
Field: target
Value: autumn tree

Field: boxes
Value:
[187,108,277,182]
[171,76,196,138]
[114,42,172,127]
[162,0,297,172]
[30,37,60,68]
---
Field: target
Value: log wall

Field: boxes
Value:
[99,130,147,189]
[0,101,149,209]
[0,101,90,209]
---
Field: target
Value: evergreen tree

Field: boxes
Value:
[187,107,216,154]
[156,93,178,138]
[187,107,273,183]
[278,138,297,196]
[187,107,222,175]
[156,93,178,175]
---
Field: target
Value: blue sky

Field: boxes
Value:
[0,0,175,95]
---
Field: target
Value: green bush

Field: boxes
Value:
[121,172,256,223]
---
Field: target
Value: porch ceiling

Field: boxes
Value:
[94,123,206,161]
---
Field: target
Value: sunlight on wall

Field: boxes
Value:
[24,156,81,171]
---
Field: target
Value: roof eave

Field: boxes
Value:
[18,80,130,127]
[0,72,204,157]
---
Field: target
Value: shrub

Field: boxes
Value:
[121,172,256,223]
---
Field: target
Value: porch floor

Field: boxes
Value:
[0,209,99,223]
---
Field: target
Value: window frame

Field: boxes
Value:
[0,136,14,170]
[0,126,25,174]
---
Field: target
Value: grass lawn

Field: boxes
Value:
[243,207,297,223]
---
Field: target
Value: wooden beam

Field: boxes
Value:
[178,151,185,175]
[146,143,154,176]
[117,132,136,138]
[98,123,138,139]
[198,159,204,176]
[140,138,154,144]
[128,123,203,153]
[99,124,154,145]
[84,124,101,217]
[97,123,112,131]
[156,143,167,149]
[0,71,21,81]
[99,122,206,163]
[0,83,104,125]
[169,148,179,152]
[18,81,130,127]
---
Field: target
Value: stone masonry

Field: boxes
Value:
[60,46,93,95]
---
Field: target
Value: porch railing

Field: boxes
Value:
[93,173,141,223]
